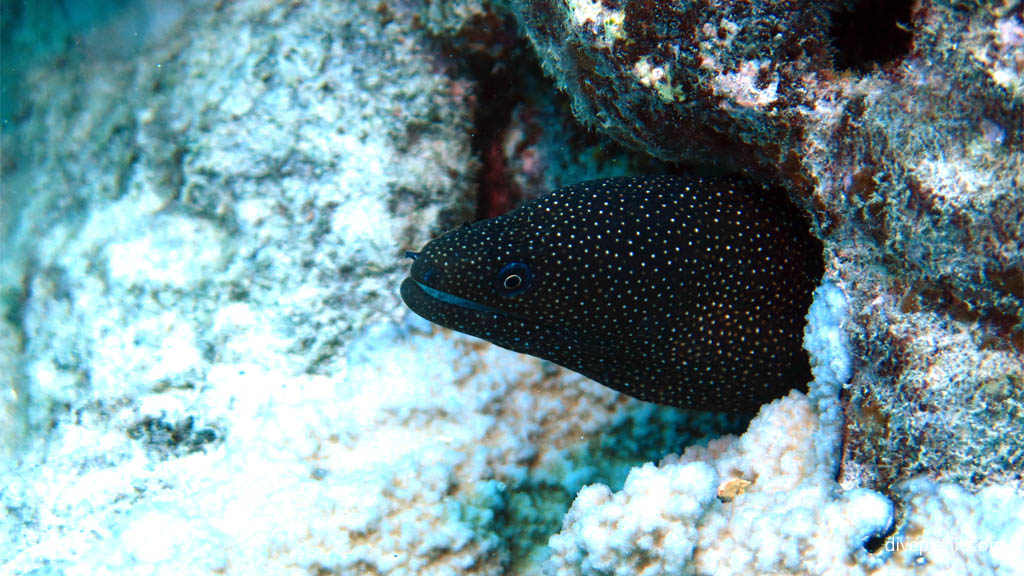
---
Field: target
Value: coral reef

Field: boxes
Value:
[548,395,894,575]
[508,0,1024,491]
[1,0,1021,574]
[548,395,1024,575]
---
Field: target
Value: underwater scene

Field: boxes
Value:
[1,0,1022,574]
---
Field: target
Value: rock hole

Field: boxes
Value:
[830,0,915,72]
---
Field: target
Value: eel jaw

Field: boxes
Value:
[403,278,507,316]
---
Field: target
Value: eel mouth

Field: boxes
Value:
[400,275,551,337]
[401,278,508,317]
[400,276,628,372]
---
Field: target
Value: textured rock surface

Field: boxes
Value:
[1,0,476,436]
[508,0,1024,491]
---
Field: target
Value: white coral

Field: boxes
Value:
[545,283,1024,575]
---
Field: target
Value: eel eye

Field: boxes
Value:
[503,275,522,290]
[494,262,532,297]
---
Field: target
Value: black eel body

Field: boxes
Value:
[400,175,823,412]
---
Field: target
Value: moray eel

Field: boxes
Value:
[400,175,823,412]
